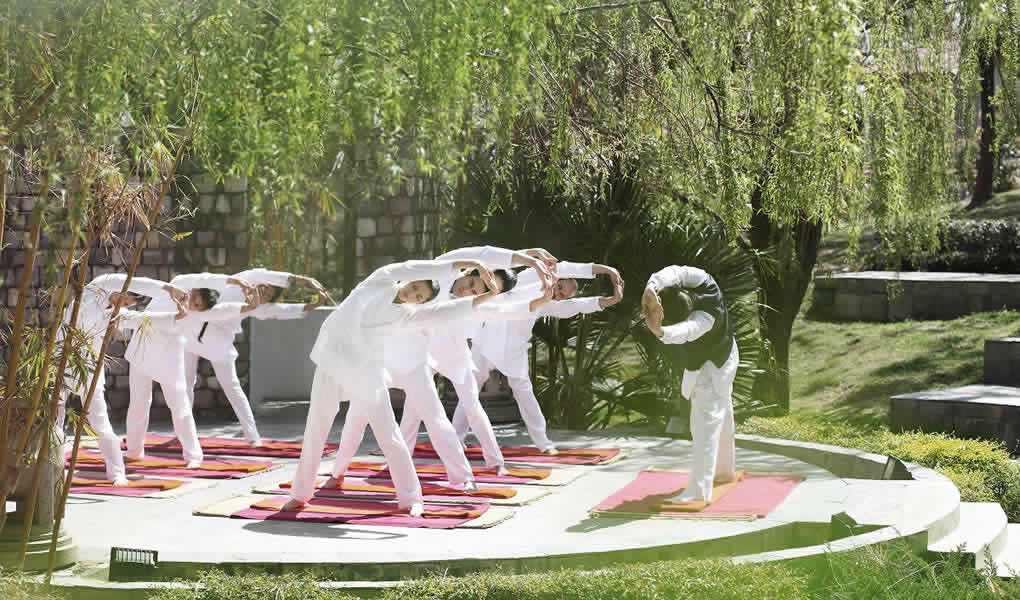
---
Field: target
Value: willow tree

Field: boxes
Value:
[522,0,1016,412]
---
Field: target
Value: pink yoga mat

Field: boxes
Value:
[344,461,550,485]
[271,477,517,502]
[70,449,274,479]
[123,434,338,459]
[592,471,803,517]
[231,496,488,529]
[413,442,621,465]
[68,477,184,497]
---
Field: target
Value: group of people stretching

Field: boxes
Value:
[66,245,738,515]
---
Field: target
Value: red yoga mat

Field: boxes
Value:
[124,434,338,459]
[68,477,183,497]
[414,442,621,465]
[275,477,517,501]
[231,496,488,529]
[344,460,550,485]
[591,471,803,518]
[70,449,274,479]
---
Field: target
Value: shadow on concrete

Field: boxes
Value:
[242,520,406,541]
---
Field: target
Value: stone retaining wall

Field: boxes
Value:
[985,338,1020,387]
[1,170,250,423]
[813,271,1020,322]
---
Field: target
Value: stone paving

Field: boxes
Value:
[52,416,961,585]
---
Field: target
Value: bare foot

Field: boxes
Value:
[496,465,509,477]
[248,440,264,448]
[541,447,559,456]
[322,476,343,489]
[185,460,202,469]
[280,499,305,512]
[462,480,478,493]
[408,502,425,518]
[112,476,130,487]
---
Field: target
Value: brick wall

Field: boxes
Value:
[1,170,250,424]
[354,176,441,277]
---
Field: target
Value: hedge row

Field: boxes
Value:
[740,414,1020,521]
[867,219,1020,273]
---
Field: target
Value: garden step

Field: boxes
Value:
[995,522,1020,579]
[996,523,1020,578]
[928,502,1008,570]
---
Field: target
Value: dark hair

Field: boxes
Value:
[659,287,693,327]
[426,280,440,301]
[494,268,517,293]
[196,287,220,310]
[267,285,285,302]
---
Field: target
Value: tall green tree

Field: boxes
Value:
[520,0,1017,412]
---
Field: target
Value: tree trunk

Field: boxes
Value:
[969,46,997,209]
[749,186,822,414]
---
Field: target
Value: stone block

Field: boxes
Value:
[216,194,231,214]
[199,195,214,212]
[225,216,246,233]
[400,216,415,234]
[357,218,376,237]
[400,234,416,253]
[376,216,393,235]
[192,174,219,194]
[985,338,1020,386]
[234,232,249,249]
[135,265,158,279]
[834,292,860,321]
[391,197,411,216]
[205,248,227,267]
[195,390,216,409]
[358,201,383,218]
[223,176,247,194]
[356,238,364,257]
[142,249,162,265]
[231,197,246,214]
[197,231,216,246]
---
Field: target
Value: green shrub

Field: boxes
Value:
[0,570,66,600]
[867,218,1020,273]
[741,414,1020,521]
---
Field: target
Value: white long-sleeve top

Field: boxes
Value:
[646,265,716,345]
[310,260,477,391]
[472,262,602,378]
[183,268,301,362]
[64,274,177,362]
[419,246,519,384]
[646,265,736,397]
[124,272,247,379]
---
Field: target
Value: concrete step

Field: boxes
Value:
[928,502,1008,570]
[996,523,1020,578]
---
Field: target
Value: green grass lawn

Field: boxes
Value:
[788,309,1020,428]
[796,187,1020,426]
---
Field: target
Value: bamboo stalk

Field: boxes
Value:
[13,206,81,464]
[16,423,50,569]
[10,200,82,562]
[0,153,8,251]
[45,137,189,583]
[0,207,43,528]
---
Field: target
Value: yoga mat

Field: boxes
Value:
[68,476,214,499]
[589,470,803,520]
[194,494,514,529]
[70,449,277,479]
[255,478,550,506]
[124,434,338,459]
[413,442,625,466]
[329,461,585,486]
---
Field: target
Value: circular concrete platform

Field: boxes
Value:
[44,419,962,596]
